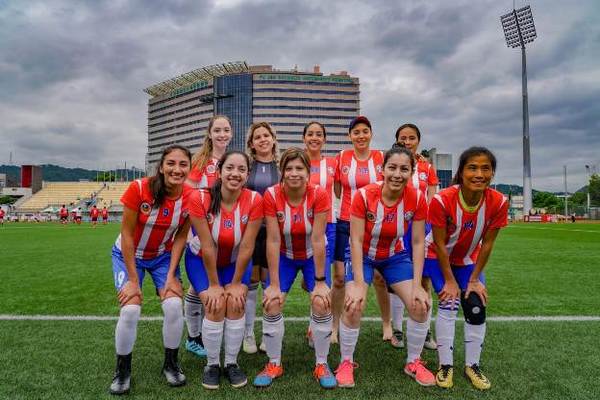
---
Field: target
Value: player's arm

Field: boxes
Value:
[426,185,437,204]
[411,219,425,287]
[191,215,223,313]
[118,206,142,305]
[310,210,329,307]
[264,215,284,307]
[465,228,500,305]
[163,218,191,298]
[233,218,262,284]
[432,225,460,302]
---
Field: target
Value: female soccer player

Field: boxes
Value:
[243,122,280,354]
[183,151,263,389]
[109,145,193,395]
[426,147,508,390]
[253,148,335,389]
[389,123,439,349]
[332,116,390,343]
[336,145,436,388]
[303,121,336,347]
[184,115,233,359]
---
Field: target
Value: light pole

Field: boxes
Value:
[501,5,537,216]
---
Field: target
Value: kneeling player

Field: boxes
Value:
[337,145,435,388]
[426,146,508,390]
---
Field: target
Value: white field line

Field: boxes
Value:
[507,225,600,234]
[1,314,599,322]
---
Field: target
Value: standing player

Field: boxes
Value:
[184,115,233,359]
[389,123,439,349]
[332,116,389,343]
[336,145,435,388]
[102,206,109,224]
[90,205,99,228]
[243,122,280,354]
[426,147,508,390]
[75,207,83,225]
[183,151,263,389]
[0,207,4,226]
[253,148,335,389]
[303,121,336,347]
[108,145,193,395]
[59,205,68,225]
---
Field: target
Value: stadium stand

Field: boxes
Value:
[18,182,103,212]
[96,182,129,210]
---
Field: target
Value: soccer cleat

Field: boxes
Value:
[313,363,337,389]
[436,365,454,389]
[253,362,284,387]
[224,364,248,388]
[390,329,404,349]
[404,358,436,387]
[242,334,258,354]
[259,341,266,353]
[109,353,132,395]
[162,348,186,387]
[307,328,314,349]
[185,335,207,357]
[335,359,357,388]
[202,364,221,390]
[464,364,491,390]
[423,330,437,350]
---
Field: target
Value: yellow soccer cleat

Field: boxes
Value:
[464,364,491,390]
[436,365,454,389]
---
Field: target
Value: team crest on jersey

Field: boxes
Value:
[404,211,414,221]
[366,211,376,222]
[307,209,313,219]
[376,165,382,173]
[342,166,350,175]
[241,215,249,224]
[224,219,233,229]
[206,164,216,174]
[140,202,151,215]
[182,210,189,218]
[276,211,285,222]
[419,172,427,181]
[163,208,169,217]
[206,213,214,224]
[327,166,334,175]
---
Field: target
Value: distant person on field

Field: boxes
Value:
[75,207,82,225]
[90,205,99,228]
[102,206,109,224]
[59,205,68,225]
[108,145,193,395]
[0,208,5,225]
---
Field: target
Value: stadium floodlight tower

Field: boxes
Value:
[501,5,537,216]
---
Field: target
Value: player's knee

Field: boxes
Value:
[461,291,486,325]
[225,296,244,319]
[161,296,183,323]
[408,303,428,323]
[119,304,141,325]
[311,295,329,316]
[263,300,282,316]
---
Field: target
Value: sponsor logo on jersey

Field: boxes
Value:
[463,220,474,230]
[419,172,427,181]
[206,164,216,174]
[293,213,302,223]
[276,211,285,222]
[311,166,320,174]
[140,202,151,215]
[241,215,249,224]
[342,166,350,175]
[385,212,396,222]
[404,211,414,221]
[366,211,376,222]
[163,208,169,217]
[358,167,369,175]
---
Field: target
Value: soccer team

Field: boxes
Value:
[108,115,508,395]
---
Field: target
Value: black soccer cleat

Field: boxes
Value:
[224,363,248,388]
[109,353,132,395]
[162,347,186,387]
[202,364,221,390]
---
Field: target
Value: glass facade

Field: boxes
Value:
[215,74,253,151]
[437,169,452,189]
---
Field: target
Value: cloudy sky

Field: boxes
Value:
[1,0,598,191]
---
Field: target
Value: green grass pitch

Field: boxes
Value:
[1,222,599,399]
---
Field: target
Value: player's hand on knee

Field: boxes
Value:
[118,281,142,306]
[439,279,460,303]
[262,285,284,310]
[225,282,246,314]
[205,284,225,314]
[163,275,183,299]
[344,281,366,313]
[411,283,430,313]
[465,280,487,306]
[311,282,331,314]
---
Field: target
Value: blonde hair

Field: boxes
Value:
[191,115,232,172]
[246,121,279,163]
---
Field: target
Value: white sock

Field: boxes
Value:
[184,293,203,338]
[115,304,141,355]
[339,320,359,363]
[224,317,245,366]
[262,314,284,365]
[245,283,258,337]
[202,318,224,366]
[390,293,404,331]
[310,313,332,365]
[406,318,428,363]
[464,322,486,366]
[436,301,459,366]
[161,297,184,349]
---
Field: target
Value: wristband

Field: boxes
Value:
[314,275,326,282]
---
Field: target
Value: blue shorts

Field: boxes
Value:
[185,247,253,293]
[334,220,350,262]
[345,251,414,286]
[111,246,179,292]
[265,254,332,293]
[403,222,432,258]
[424,258,486,294]
[326,222,336,267]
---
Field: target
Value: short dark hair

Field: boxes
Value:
[395,123,421,142]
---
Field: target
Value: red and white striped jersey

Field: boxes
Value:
[426,185,508,265]
[410,157,439,196]
[263,183,330,260]
[187,158,219,189]
[351,182,427,261]
[188,188,263,267]
[335,149,384,221]
[310,157,337,223]
[115,178,193,259]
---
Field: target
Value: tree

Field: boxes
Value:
[533,191,560,209]
[569,192,587,206]
[589,174,600,206]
